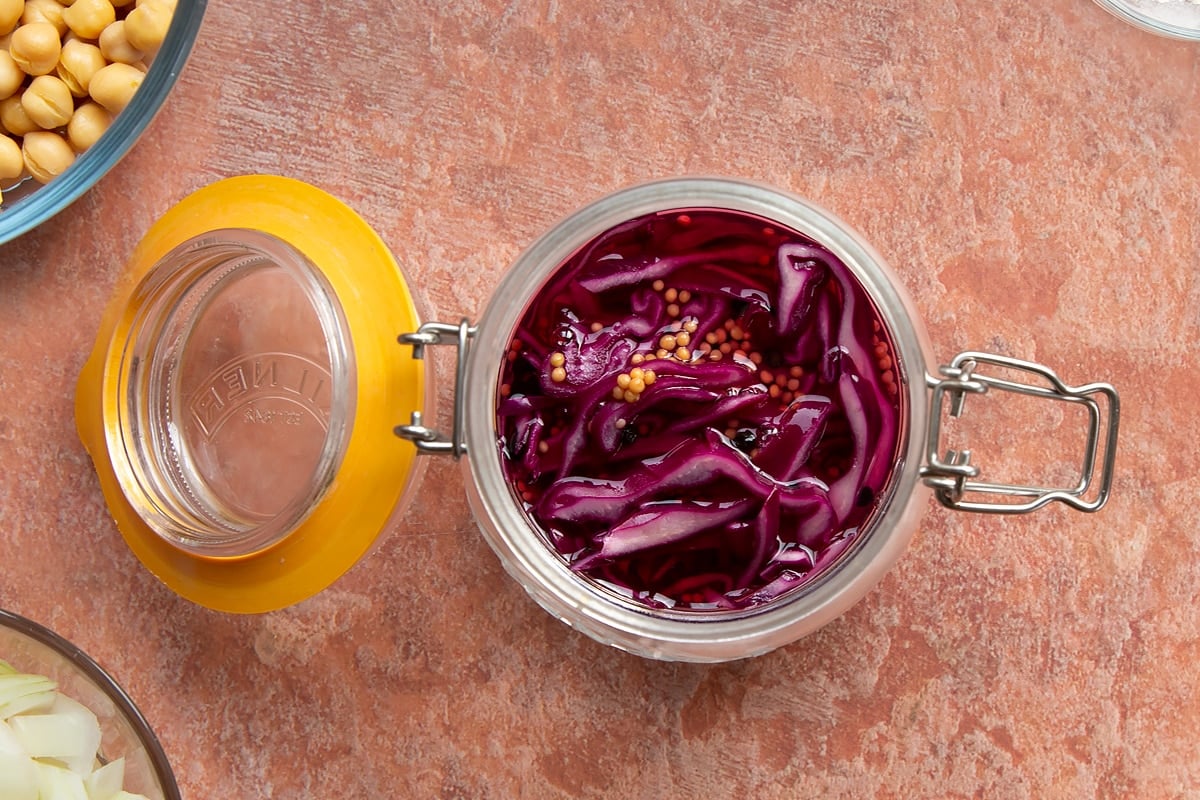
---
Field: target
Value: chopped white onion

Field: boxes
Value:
[0,660,152,800]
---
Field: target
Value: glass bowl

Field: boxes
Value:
[0,0,207,246]
[1093,0,1200,39]
[0,607,180,799]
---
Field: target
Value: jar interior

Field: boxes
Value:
[490,204,911,618]
[110,229,355,557]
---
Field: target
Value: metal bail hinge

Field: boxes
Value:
[919,352,1120,514]
[395,319,477,458]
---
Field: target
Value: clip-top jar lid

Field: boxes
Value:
[76,176,426,612]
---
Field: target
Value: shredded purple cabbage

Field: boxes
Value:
[496,208,902,612]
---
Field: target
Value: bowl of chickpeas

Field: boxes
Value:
[0,0,204,245]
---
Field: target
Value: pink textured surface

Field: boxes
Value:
[0,1,1197,797]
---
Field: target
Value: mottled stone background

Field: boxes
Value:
[1,1,1197,797]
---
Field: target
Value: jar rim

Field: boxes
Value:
[462,176,935,662]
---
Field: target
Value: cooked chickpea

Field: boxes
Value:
[22,0,68,37]
[21,74,73,128]
[10,23,62,77]
[0,0,22,36]
[0,51,22,99]
[0,94,38,135]
[67,100,109,150]
[63,0,114,40]
[124,0,170,52]
[88,60,141,112]
[58,38,106,96]
[98,20,144,64]
[0,132,22,180]
[22,129,73,182]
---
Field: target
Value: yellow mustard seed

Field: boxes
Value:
[659,334,677,351]
[678,290,692,304]
[629,377,645,393]
[549,351,565,367]
[709,351,723,361]
[623,389,638,403]
[537,441,549,454]
[652,279,665,292]
[612,386,625,400]
[656,348,669,359]
[629,367,644,380]
[616,373,631,389]
[550,366,567,382]
[631,353,644,365]
[642,370,656,385]
[675,347,691,361]
[675,330,691,347]
[684,320,699,334]
[615,418,627,430]
[666,303,681,317]
[664,287,678,303]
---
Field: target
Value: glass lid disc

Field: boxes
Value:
[114,228,355,557]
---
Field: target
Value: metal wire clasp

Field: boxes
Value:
[394,319,477,458]
[919,352,1120,514]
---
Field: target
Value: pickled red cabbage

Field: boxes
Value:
[496,208,901,611]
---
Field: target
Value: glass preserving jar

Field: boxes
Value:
[76,175,1119,662]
